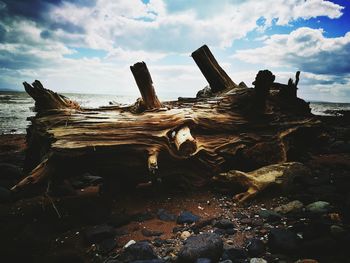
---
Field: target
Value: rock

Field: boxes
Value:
[108,213,132,227]
[268,228,299,253]
[142,228,163,237]
[214,219,235,229]
[133,211,155,222]
[258,210,282,222]
[97,238,117,254]
[305,201,331,214]
[181,231,192,240]
[51,250,85,263]
[124,240,136,248]
[0,163,23,179]
[294,260,319,263]
[173,226,187,233]
[221,247,247,261]
[246,238,266,257]
[195,258,212,263]
[0,186,11,202]
[300,237,336,254]
[130,260,165,263]
[225,228,236,235]
[250,258,267,263]
[330,225,346,238]
[157,209,176,221]
[274,200,303,214]
[213,228,227,236]
[219,261,233,263]
[177,233,223,262]
[84,224,116,243]
[177,211,200,224]
[120,241,157,262]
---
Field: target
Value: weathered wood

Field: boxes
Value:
[23,80,81,112]
[13,49,321,200]
[192,45,237,93]
[130,62,163,110]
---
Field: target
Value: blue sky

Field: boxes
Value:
[0,0,349,102]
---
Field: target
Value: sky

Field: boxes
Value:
[0,0,350,102]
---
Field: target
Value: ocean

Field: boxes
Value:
[0,91,349,135]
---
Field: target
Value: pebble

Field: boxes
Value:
[268,228,299,253]
[305,201,331,214]
[330,225,346,237]
[157,209,177,221]
[84,224,116,243]
[246,238,266,257]
[181,231,191,240]
[250,258,267,263]
[177,233,223,262]
[120,241,157,262]
[274,200,304,214]
[177,211,200,224]
[258,210,282,222]
[213,219,235,229]
[141,228,163,237]
[124,240,136,248]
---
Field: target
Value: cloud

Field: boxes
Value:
[0,0,348,103]
[233,27,350,76]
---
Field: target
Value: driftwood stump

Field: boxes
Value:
[13,45,320,201]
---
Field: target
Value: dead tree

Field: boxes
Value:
[13,46,319,201]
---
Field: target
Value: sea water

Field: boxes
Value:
[0,91,349,134]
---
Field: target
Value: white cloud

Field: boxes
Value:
[233,27,350,75]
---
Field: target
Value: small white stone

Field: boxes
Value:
[250,258,267,263]
[124,240,136,248]
[180,231,191,240]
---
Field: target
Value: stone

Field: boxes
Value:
[124,240,136,248]
[274,200,303,214]
[133,211,155,222]
[294,260,319,263]
[130,260,165,263]
[195,258,212,263]
[330,225,346,238]
[258,210,282,222]
[177,233,223,262]
[268,228,299,253]
[219,261,233,263]
[0,186,11,202]
[157,209,176,221]
[250,258,267,263]
[0,163,23,179]
[177,211,200,224]
[84,224,116,243]
[97,238,117,254]
[214,219,235,229]
[108,213,132,227]
[120,241,158,262]
[181,231,192,240]
[142,228,163,237]
[305,201,331,214]
[246,238,266,257]
[221,247,247,261]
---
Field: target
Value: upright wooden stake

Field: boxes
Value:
[130,62,162,110]
[192,45,237,93]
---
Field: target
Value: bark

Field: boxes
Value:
[130,62,163,111]
[192,45,237,93]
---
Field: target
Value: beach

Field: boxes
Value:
[0,108,350,262]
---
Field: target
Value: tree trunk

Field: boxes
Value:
[191,45,237,93]
[130,61,163,111]
[13,48,321,200]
